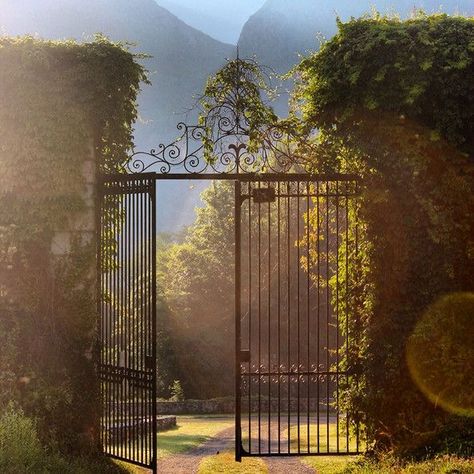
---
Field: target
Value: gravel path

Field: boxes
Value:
[156,426,234,474]
[153,424,315,474]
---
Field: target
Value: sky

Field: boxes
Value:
[156,0,267,44]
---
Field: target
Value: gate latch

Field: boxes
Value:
[252,187,275,203]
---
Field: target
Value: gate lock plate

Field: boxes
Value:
[240,350,250,363]
[252,187,275,203]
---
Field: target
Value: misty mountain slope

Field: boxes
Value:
[0,0,234,148]
[239,0,474,75]
[0,0,234,231]
[157,0,266,44]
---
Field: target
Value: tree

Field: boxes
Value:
[161,181,236,398]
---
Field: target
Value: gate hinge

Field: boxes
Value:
[252,187,275,203]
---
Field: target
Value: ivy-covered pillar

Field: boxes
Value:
[0,36,146,453]
[294,14,474,454]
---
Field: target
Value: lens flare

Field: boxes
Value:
[406,292,474,417]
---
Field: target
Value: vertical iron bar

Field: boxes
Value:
[287,181,291,454]
[267,192,272,453]
[326,181,330,453]
[316,180,321,453]
[257,180,262,455]
[123,189,127,460]
[127,191,132,460]
[345,189,350,452]
[354,181,360,454]
[128,190,135,459]
[135,187,140,462]
[277,181,281,453]
[96,183,102,452]
[248,182,252,455]
[306,181,310,453]
[297,181,301,454]
[146,185,151,465]
[235,181,242,462]
[151,180,158,474]
[139,190,143,464]
[336,181,340,453]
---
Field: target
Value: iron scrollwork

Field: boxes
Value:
[126,59,308,175]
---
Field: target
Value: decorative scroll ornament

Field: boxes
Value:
[126,59,309,175]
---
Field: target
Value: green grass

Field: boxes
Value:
[301,454,474,474]
[198,451,268,474]
[301,455,360,473]
[157,416,234,458]
[287,422,358,453]
[110,415,234,462]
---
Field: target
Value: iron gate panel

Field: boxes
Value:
[235,177,361,458]
[98,174,157,471]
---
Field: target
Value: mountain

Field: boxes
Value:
[0,0,234,231]
[239,0,474,75]
[156,0,266,44]
[2,0,473,231]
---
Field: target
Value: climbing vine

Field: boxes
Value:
[295,14,474,455]
[0,36,147,452]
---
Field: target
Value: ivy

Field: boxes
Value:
[199,59,278,158]
[0,36,147,452]
[295,14,474,155]
[295,14,474,455]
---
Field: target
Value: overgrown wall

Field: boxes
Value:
[0,36,146,453]
[295,14,474,455]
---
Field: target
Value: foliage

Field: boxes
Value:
[160,181,235,398]
[295,14,474,155]
[0,404,132,474]
[0,404,43,473]
[303,453,474,473]
[295,14,474,454]
[0,36,146,452]
[200,59,278,157]
[301,455,359,474]
[169,380,186,402]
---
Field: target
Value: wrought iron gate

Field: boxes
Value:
[235,176,361,459]
[96,57,366,467]
[97,174,157,472]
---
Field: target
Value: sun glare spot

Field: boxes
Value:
[406,292,474,417]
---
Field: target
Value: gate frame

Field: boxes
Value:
[97,173,158,472]
[233,174,360,461]
[98,171,361,470]
[97,57,362,471]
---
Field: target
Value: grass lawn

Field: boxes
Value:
[288,422,358,453]
[198,451,268,473]
[318,455,474,473]
[301,455,360,473]
[157,416,234,458]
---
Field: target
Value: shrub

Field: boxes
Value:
[0,404,43,473]
[0,404,133,474]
